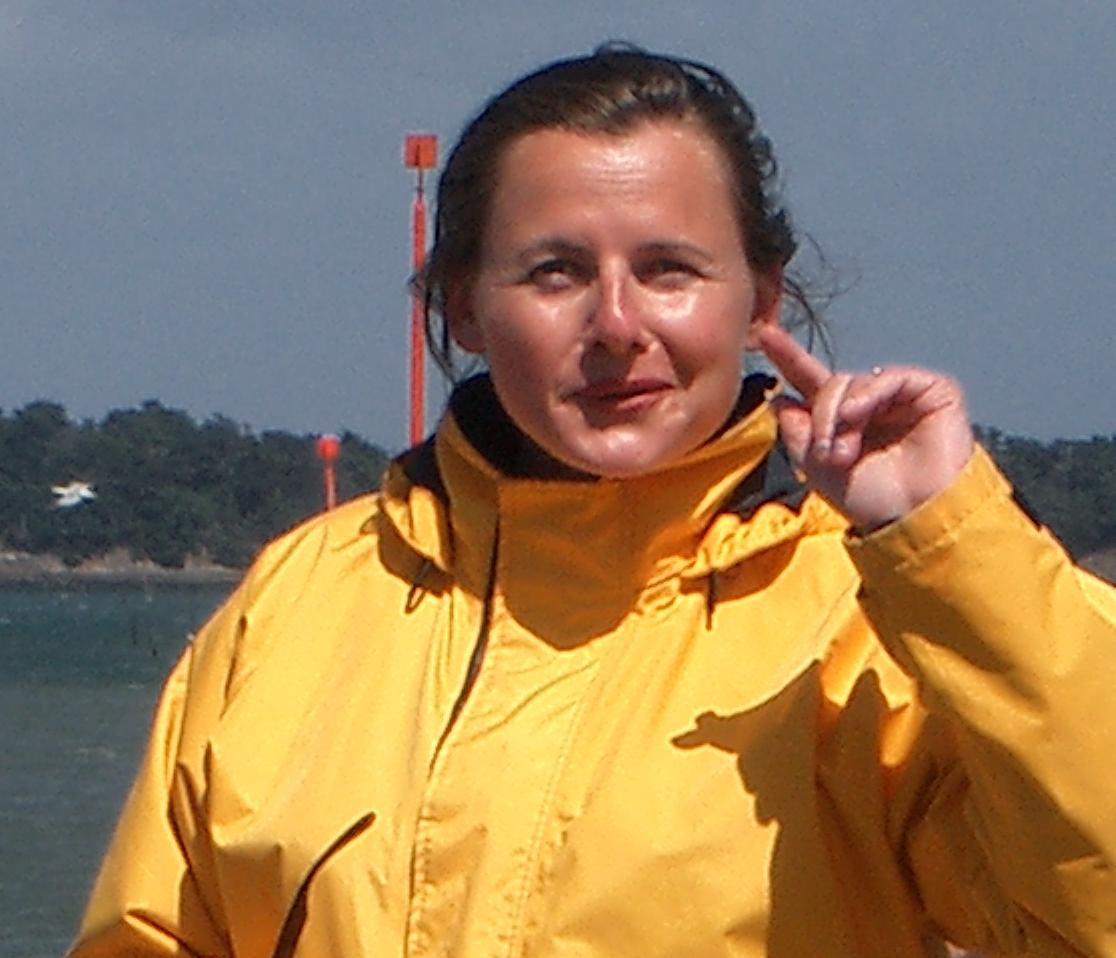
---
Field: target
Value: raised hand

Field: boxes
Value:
[756,325,975,531]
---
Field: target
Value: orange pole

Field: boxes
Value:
[404,133,436,447]
[323,462,337,511]
[409,175,427,446]
[315,434,340,511]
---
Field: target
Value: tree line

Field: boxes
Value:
[975,425,1116,560]
[0,400,390,569]
[1,401,1114,569]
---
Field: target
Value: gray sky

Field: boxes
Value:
[3,1,1114,452]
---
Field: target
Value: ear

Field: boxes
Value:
[743,267,783,350]
[444,283,486,355]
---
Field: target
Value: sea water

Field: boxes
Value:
[0,584,232,957]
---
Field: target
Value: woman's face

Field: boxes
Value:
[451,121,780,478]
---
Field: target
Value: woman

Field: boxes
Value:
[71,47,1116,957]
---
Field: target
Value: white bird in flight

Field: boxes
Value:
[52,481,97,508]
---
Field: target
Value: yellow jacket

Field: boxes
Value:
[72,379,1116,957]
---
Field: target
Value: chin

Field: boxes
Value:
[560,441,684,480]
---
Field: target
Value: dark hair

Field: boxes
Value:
[419,43,827,376]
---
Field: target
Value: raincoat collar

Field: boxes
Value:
[379,375,836,600]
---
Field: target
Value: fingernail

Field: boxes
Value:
[813,438,832,457]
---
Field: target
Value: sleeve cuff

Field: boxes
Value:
[847,445,1017,575]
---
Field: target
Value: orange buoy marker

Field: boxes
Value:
[403,133,438,447]
[315,433,341,511]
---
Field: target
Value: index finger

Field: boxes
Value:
[754,325,832,400]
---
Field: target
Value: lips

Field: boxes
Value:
[571,378,672,406]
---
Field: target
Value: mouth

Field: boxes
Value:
[571,378,672,409]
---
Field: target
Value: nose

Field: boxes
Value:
[588,267,647,356]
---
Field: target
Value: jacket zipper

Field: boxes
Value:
[433,528,500,756]
[268,811,377,958]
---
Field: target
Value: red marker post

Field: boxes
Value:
[315,433,341,511]
[403,133,438,447]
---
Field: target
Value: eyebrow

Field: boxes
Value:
[637,240,716,265]
[513,237,716,264]
[514,238,587,262]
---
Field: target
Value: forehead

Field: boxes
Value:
[496,118,731,187]
[485,121,740,238]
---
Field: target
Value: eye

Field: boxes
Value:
[638,258,699,289]
[526,258,583,292]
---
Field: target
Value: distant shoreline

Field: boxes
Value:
[2,547,1112,587]
[0,549,243,587]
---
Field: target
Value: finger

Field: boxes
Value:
[771,395,854,506]
[838,367,953,429]
[754,325,832,401]
[807,372,856,462]
[821,368,957,466]
[769,395,812,468]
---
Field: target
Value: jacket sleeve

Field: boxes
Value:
[67,591,246,958]
[847,447,1116,955]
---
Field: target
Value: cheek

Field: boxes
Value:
[659,293,754,377]
[478,314,567,414]
[483,328,551,389]
[481,298,579,365]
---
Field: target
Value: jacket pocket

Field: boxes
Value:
[269,811,377,958]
